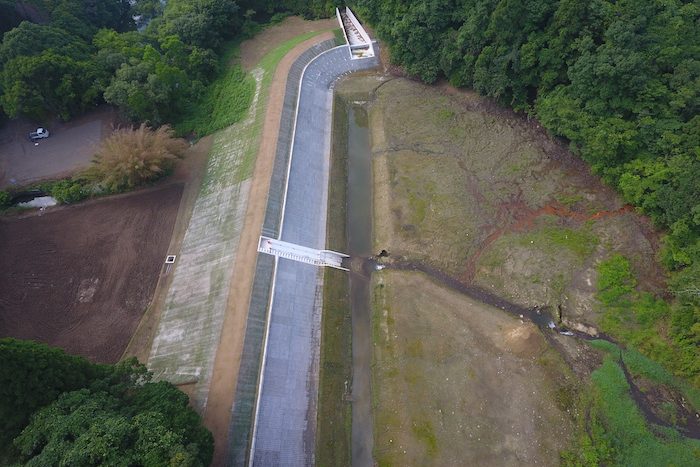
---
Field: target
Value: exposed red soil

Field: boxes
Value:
[512,202,634,229]
[0,184,183,363]
[463,201,635,283]
[435,82,668,293]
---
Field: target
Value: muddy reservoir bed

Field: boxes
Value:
[369,77,663,333]
[0,184,182,363]
[331,68,696,467]
[371,270,573,465]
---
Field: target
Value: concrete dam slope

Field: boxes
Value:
[248,45,378,466]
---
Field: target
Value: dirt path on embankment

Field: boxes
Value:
[238,16,336,71]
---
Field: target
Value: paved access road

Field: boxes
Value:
[250,46,379,466]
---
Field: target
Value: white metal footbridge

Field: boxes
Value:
[257,236,349,270]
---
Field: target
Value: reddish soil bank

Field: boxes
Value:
[463,202,635,282]
[0,184,183,363]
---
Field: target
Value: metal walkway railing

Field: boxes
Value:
[257,236,349,270]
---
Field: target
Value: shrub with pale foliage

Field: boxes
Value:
[86,124,187,192]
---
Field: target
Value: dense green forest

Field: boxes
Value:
[0,338,213,465]
[0,0,338,125]
[355,0,700,380]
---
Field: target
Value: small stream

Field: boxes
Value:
[346,105,374,467]
[10,190,57,208]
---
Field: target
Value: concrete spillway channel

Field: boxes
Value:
[345,105,375,467]
[336,7,375,59]
[227,44,379,465]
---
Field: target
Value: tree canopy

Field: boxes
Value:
[0,0,336,124]
[0,339,212,466]
[0,338,109,446]
[354,0,700,379]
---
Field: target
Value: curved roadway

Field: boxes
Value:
[250,46,379,466]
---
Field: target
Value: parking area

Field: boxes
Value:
[0,107,116,188]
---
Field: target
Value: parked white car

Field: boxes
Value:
[29,128,50,141]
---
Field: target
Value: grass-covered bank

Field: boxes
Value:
[563,341,700,466]
[594,254,700,384]
[199,29,334,193]
[176,30,328,137]
[316,96,352,465]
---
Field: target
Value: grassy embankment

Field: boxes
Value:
[594,254,700,385]
[175,30,328,138]
[316,96,352,466]
[557,254,700,465]
[196,30,336,194]
[564,340,700,466]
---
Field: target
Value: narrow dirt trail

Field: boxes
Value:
[204,31,335,467]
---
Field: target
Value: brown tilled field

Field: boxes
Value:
[0,184,182,363]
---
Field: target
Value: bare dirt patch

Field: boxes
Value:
[372,270,574,465]
[238,16,337,71]
[0,184,182,363]
[0,106,119,188]
[367,77,665,331]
